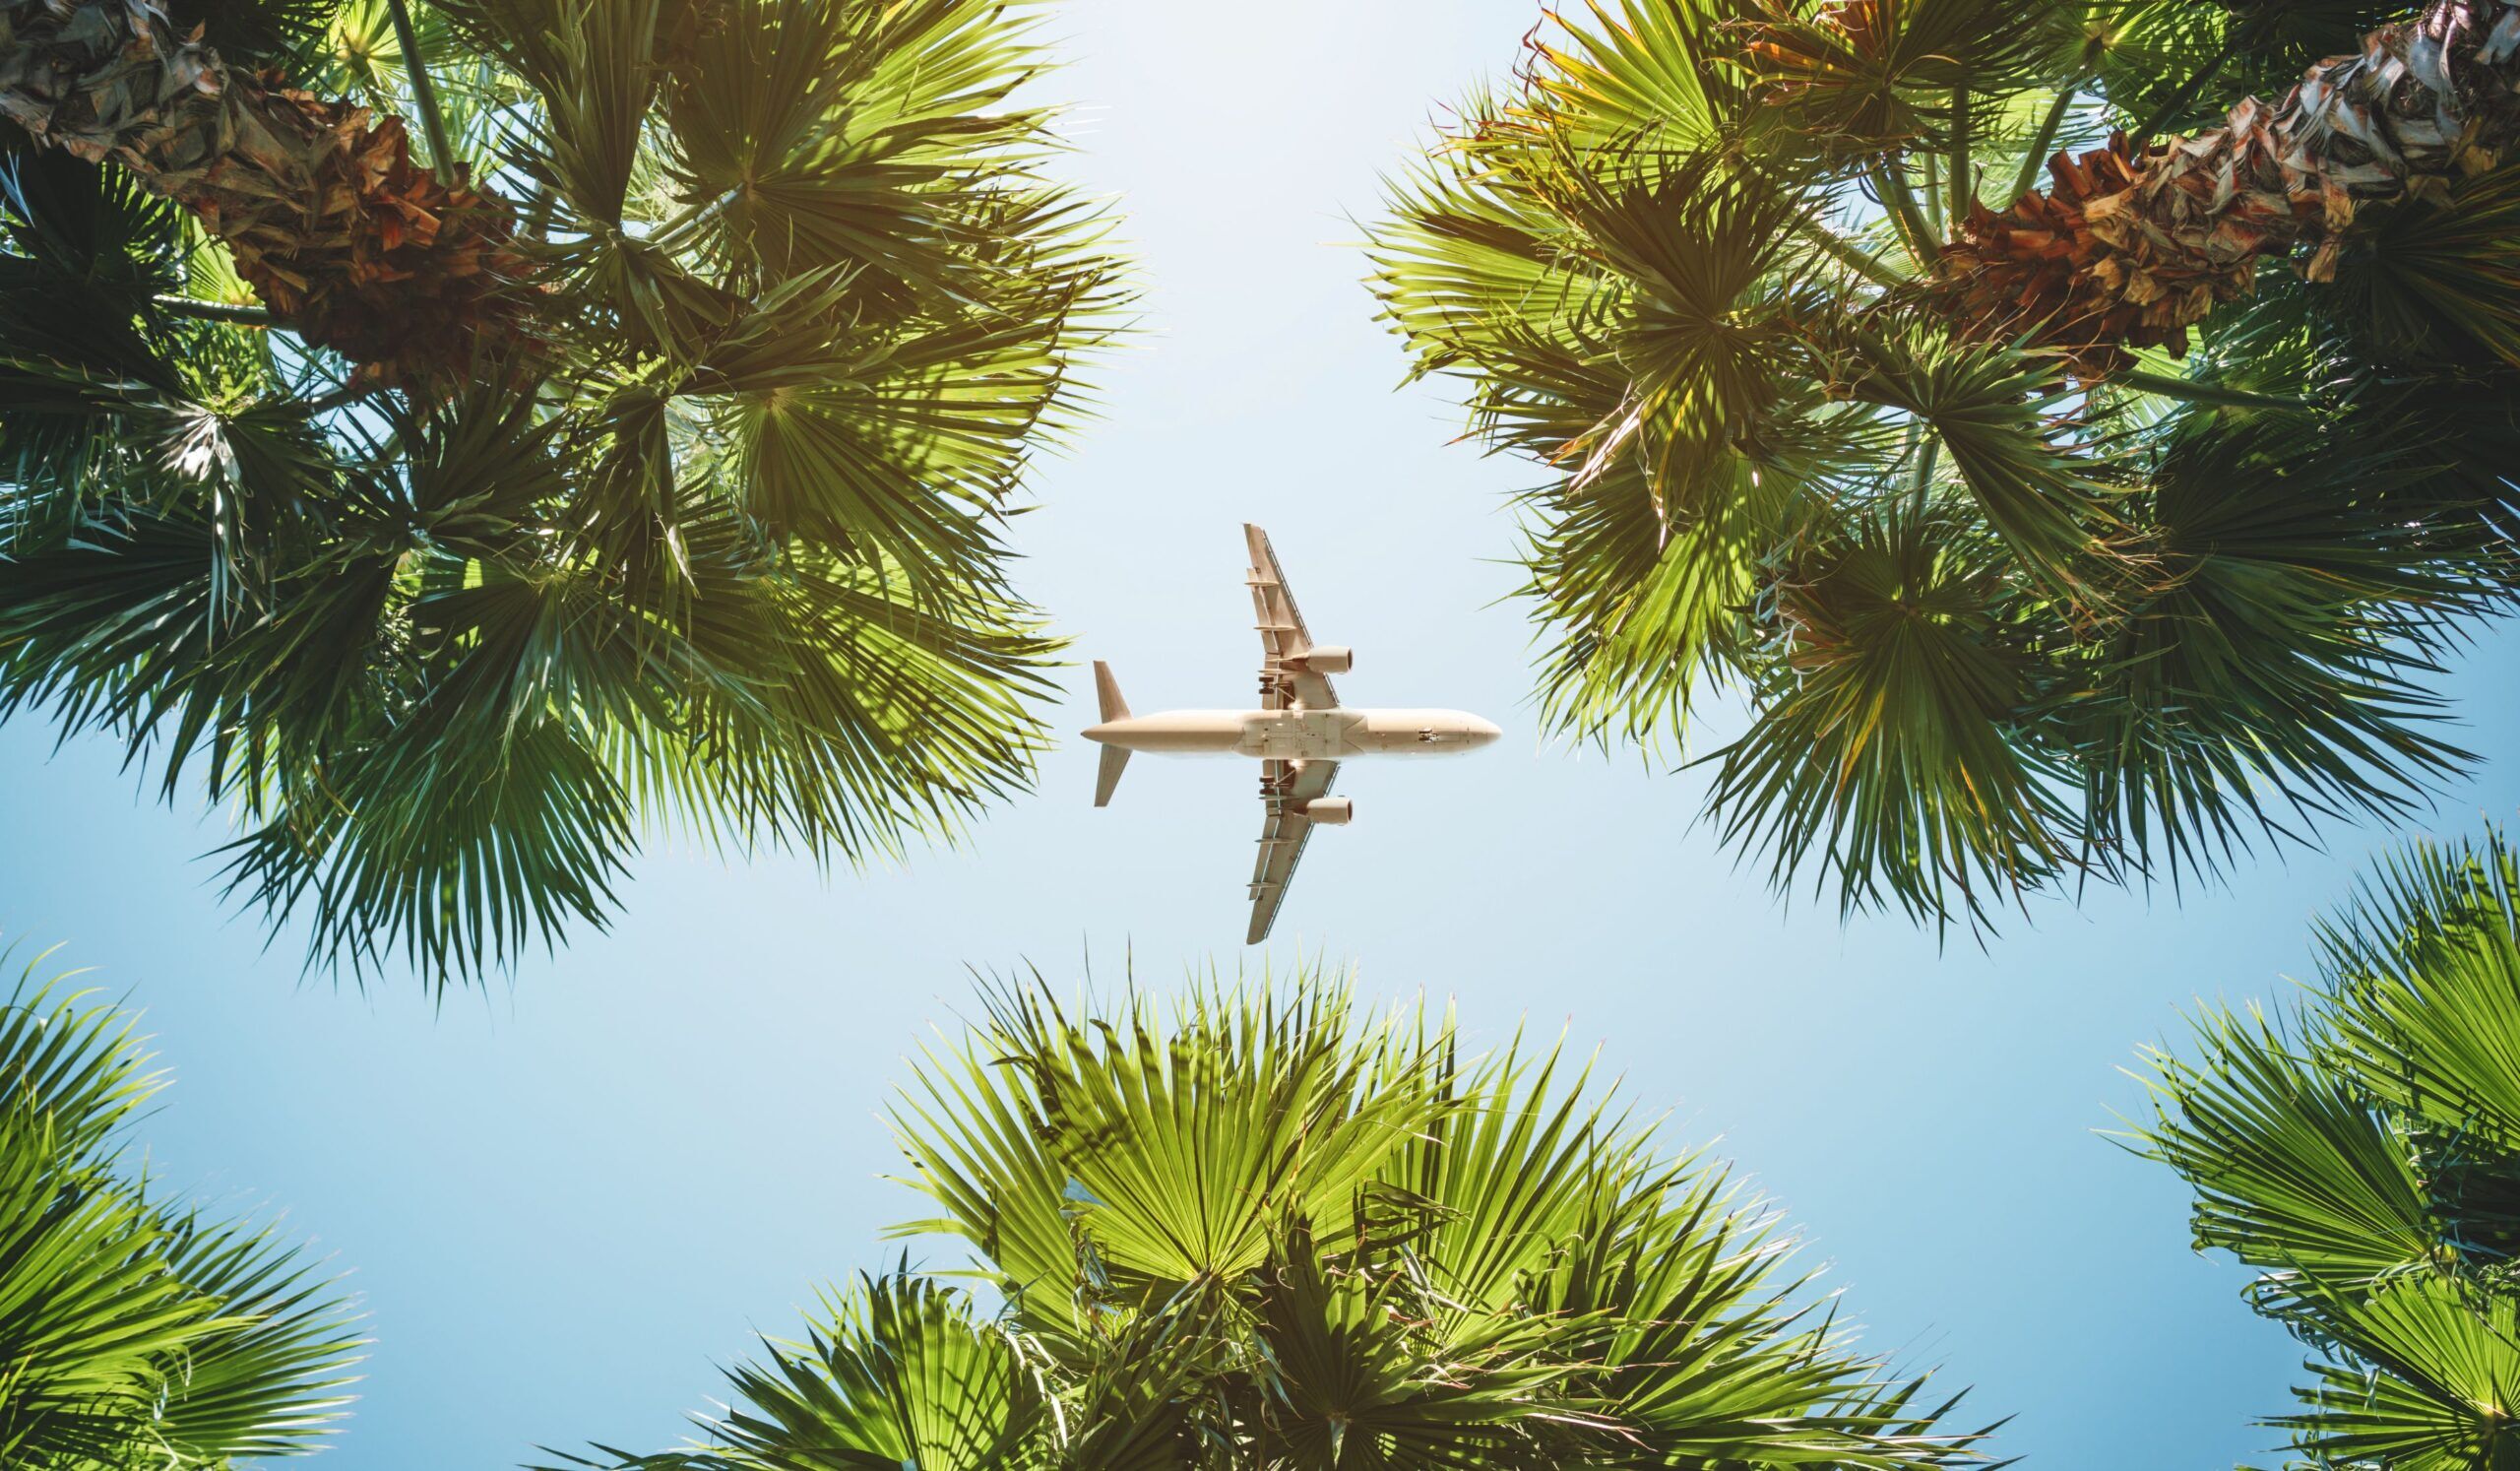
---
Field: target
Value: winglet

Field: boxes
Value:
[1093,660,1130,722]
[1094,745,1130,807]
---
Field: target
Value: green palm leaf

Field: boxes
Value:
[2133,1005,2438,1294]
[2136,823,2520,1465]
[2322,832,2520,1153]
[1373,0,2519,934]
[0,945,359,1469]
[574,962,2000,1469]
[703,1273,1051,1471]
[1,0,1124,986]
[2278,1276,2520,1471]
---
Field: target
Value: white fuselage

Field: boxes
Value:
[1084,708,1502,761]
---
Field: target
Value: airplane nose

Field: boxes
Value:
[1471,717,1502,746]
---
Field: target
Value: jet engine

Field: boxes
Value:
[1293,645,1354,673]
[1296,797,1354,825]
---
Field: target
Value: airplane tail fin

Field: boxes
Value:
[1094,661,1130,722]
[1091,661,1131,806]
[1095,744,1131,807]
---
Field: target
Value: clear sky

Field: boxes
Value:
[4,4,2517,1468]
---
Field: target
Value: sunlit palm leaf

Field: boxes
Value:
[2277,1275,2520,1471]
[2138,823,2520,1465]
[0,946,359,1469]
[582,963,1999,1468]
[2134,1005,2438,1294]
[1374,0,2519,935]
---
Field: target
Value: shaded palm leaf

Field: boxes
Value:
[0,0,1124,986]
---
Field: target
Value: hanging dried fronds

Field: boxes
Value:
[0,0,532,386]
[1942,0,2520,375]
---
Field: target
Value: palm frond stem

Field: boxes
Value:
[153,293,273,324]
[649,186,744,251]
[1868,159,1936,267]
[2128,21,2250,147]
[300,381,380,414]
[1795,212,1910,288]
[1908,431,1939,504]
[2008,85,2080,205]
[2114,368,2311,410]
[384,0,456,184]
[1946,85,1973,227]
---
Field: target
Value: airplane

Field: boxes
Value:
[1084,524,1501,944]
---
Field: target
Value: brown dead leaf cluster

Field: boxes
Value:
[1940,0,2520,377]
[0,0,533,388]
[199,81,533,387]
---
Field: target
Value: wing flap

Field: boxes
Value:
[1246,758,1338,943]
[1245,524,1338,711]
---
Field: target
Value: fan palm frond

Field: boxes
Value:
[0,944,359,1469]
[2136,824,2520,1464]
[2278,1275,2520,1471]
[567,961,2002,1468]
[0,0,1124,986]
[1374,0,2519,933]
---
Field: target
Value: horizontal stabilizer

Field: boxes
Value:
[1094,660,1130,722]
[1095,743,1131,807]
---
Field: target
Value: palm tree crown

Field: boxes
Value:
[0,0,1122,984]
[2136,825,2520,1468]
[1373,0,2518,931]
[555,966,1998,1469]
[0,946,360,1468]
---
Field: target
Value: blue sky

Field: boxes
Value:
[4,3,2518,1467]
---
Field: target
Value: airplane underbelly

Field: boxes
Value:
[1098,712,1247,753]
[1233,709,1499,759]
[1238,711,1362,760]
[1350,710,1496,755]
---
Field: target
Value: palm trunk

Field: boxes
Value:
[1939,0,2520,377]
[0,0,529,387]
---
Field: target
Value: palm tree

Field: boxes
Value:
[552,966,1997,1469]
[2135,825,2520,1467]
[0,944,360,1467]
[1373,1,2519,931]
[0,0,1121,984]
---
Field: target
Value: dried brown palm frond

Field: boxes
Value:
[0,0,530,386]
[1942,0,2520,376]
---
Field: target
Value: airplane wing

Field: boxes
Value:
[1247,757,1338,944]
[1245,524,1338,711]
